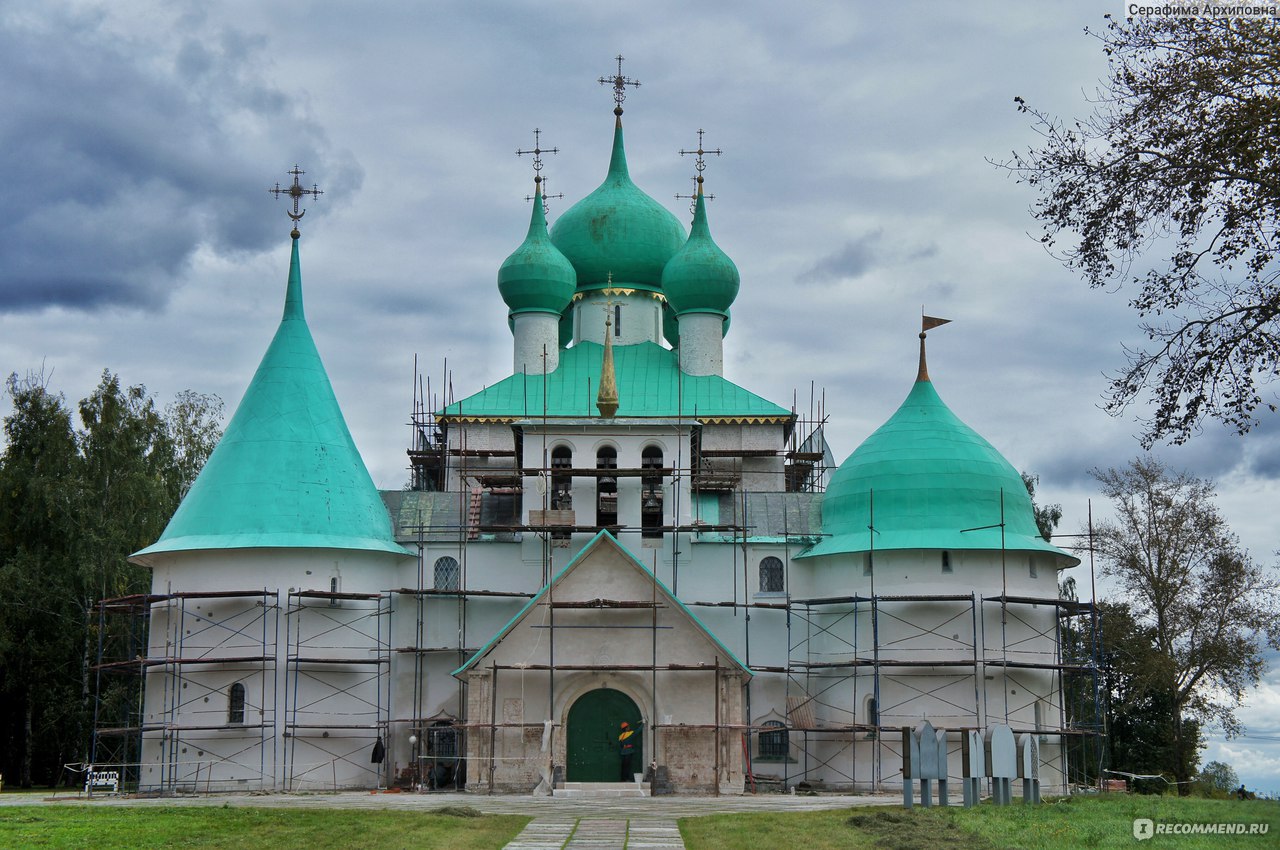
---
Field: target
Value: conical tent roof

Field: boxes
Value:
[803,377,1075,562]
[132,238,410,563]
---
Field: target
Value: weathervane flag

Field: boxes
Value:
[922,315,951,333]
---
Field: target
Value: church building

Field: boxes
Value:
[102,64,1094,797]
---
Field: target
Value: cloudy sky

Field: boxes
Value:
[2,1,1277,791]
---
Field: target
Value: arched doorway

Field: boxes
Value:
[566,687,643,782]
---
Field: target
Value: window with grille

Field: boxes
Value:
[759,556,784,594]
[428,723,458,759]
[434,556,461,591]
[228,682,246,724]
[759,720,788,759]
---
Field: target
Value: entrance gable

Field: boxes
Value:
[454,530,750,679]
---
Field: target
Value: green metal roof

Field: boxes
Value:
[498,183,577,316]
[454,530,751,678]
[440,341,791,421]
[133,238,411,562]
[661,191,739,319]
[801,379,1075,562]
[549,119,686,294]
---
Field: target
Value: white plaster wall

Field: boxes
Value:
[140,547,407,792]
[572,292,665,346]
[677,313,724,377]
[512,312,561,374]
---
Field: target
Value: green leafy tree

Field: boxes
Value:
[0,373,82,787]
[1001,15,1280,446]
[1197,760,1239,796]
[1090,457,1280,791]
[1021,471,1063,543]
[0,371,222,786]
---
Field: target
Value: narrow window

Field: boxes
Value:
[759,720,788,759]
[641,445,664,540]
[1028,555,1038,579]
[863,552,872,577]
[228,682,246,724]
[596,446,618,527]
[434,556,461,592]
[865,696,879,738]
[329,575,341,607]
[941,551,952,573]
[759,556,784,594]
[614,304,622,337]
[551,446,573,539]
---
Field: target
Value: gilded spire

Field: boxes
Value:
[917,314,952,382]
[269,165,323,240]
[597,296,619,417]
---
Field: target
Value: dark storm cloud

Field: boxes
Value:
[798,230,885,284]
[0,8,360,313]
[797,229,939,286]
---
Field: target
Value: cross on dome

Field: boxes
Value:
[598,54,640,116]
[269,165,323,239]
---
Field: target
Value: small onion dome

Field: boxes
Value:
[661,191,739,319]
[498,184,577,317]
[806,377,1076,563]
[550,121,685,294]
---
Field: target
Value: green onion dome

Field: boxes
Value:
[805,375,1073,562]
[549,120,685,294]
[661,191,739,318]
[498,183,577,316]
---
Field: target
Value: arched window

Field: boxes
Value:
[759,556,784,594]
[865,695,879,739]
[228,682,246,724]
[596,446,618,527]
[551,446,573,506]
[550,446,573,539]
[434,556,460,591]
[941,551,952,573]
[759,720,788,760]
[641,446,664,540]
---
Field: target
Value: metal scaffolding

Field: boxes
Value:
[90,588,280,793]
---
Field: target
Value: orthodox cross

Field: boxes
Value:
[517,129,563,214]
[675,175,715,217]
[598,54,640,115]
[526,177,564,216]
[678,129,721,215]
[269,165,322,236]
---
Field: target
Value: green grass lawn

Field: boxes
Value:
[680,795,1279,850]
[1,795,1275,849]
[0,804,529,850]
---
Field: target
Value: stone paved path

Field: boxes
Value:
[504,816,684,850]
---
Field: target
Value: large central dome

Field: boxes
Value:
[549,120,686,294]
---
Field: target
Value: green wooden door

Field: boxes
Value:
[566,688,642,782]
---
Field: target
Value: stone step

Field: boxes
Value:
[561,780,644,791]
[552,786,650,798]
